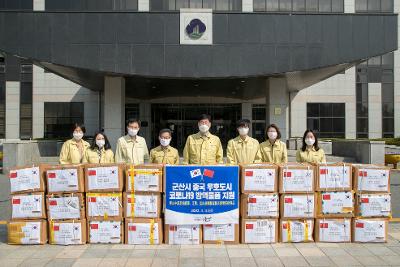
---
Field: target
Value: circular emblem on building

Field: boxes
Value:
[185,19,206,40]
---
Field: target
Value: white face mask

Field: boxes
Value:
[305,138,315,146]
[127,128,139,137]
[198,124,210,133]
[238,127,249,136]
[159,138,171,147]
[73,132,83,141]
[96,139,105,148]
[267,131,278,140]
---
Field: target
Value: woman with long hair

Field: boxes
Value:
[296,129,326,164]
[255,124,288,163]
[83,131,114,163]
[59,123,90,164]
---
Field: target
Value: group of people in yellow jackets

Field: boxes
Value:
[59,114,326,165]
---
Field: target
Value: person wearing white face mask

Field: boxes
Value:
[150,129,179,164]
[183,114,223,165]
[83,132,114,163]
[226,119,259,164]
[115,118,149,164]
[59,123,90,164]
[296,129,326,163]
[255,124,288,163]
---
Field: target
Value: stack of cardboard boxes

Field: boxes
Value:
[353,164,391,243]
[124,164,163,245]
[85,163,125,244]
[240,163,279,244]
[8,165,48,245]
[46,164,87,245]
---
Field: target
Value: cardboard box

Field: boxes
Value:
[353,164,390,193]
[85,163,124,192]
[126,164,163,192]
[355,193,391,218]
[46,164,85,193]
[280,193,316,219]
[46,193,85,220]
[240,163,278,193]
[241,219,278,244]
[9,164,47,194]
[124,192,161,218]
[317,191,354,218]
[86,192,123,220]
[202,223,239,244]
[280,219,314,243]
[88,219,124,244]
[241,193,279,218]
[315,163,352,191]
[11,192,46,219]
[125,218,163,245]
[352,218,388,243]
[278,163,315,193]
[315,218,351,242]
[7,220,48,245]
[49,219,87,245]
[164,224,202,245]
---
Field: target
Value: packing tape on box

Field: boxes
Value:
[287,220,291,242]
[130,165,135,218]
[304,220,309,241]
[150,219,155,245]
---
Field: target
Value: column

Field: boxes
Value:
[104,76,125,149]
[344,0,355,13]
[6,81,20,139]
[266,78,289,141]
[368,83,382,138]
[33,0,45,11]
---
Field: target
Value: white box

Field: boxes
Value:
[317,164,352,190]
[357,194,391,217]
[243,194,279,218]
[281,194,315,219]
[47,195,83,220]
[11,193,45,219]
[242,219,278,244]
[87,193,122,219]
[126,219,162,245]
[319,191,354,216]
[9,167,41,193]
[166,225,201,245]
[203,224,237,243]
[47,168,80,193]
[125,193,160,218]
[126,168,162,192]
[280,167,314,193]
[354,166,390,192]
[50,220,86,245]
[280,219,314,243]
[88,220,123,244]
[86,166,121,191]
[353,219,387,243]
[316,219,351,242]
[243,167,277,192]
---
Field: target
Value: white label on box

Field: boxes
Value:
[87,166,119,190]
[318,165,351,189]
[127,169,160,192]
[12,194,43,218]
[9,167,40,193]
[168,225,200,245]
[244,220,276,243]
[281,220,313,242]
[244,168,275,192]
[89,221,121,243]
[48,196,81,220]
[357,169,389,191]
[126,194,158,218]
[127,222,160,245]
[247,194,279,217]
[87,195,120,217]
[318,219,351,242]
[12,221,42,244]
[359,194,391,217]
[354,219,386,242]
[321,192,353,215]
[52,222,83,245]
[203,224,235,242]
[47,169,79,192]
[282,169,314,192]
[283,195,314,218]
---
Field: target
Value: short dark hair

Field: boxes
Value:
[266,124,281,140]
[237,119,250,128]
[198,114,212,123]
[72,123,86,134]
[126,118,141,127]
[301,129,320,152]
[91,131,112,150]
[159,128,172,136]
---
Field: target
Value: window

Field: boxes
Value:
[355,0,393,12]
[20,81,32,139]
[356,83,368,138]
[254,0,343,12]
[44,102,84,139]
[306,103,345,138]
[252,104,266,143]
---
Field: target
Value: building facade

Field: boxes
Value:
[0,0,398,152]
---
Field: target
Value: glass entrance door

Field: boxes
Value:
[151,104,241,152]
